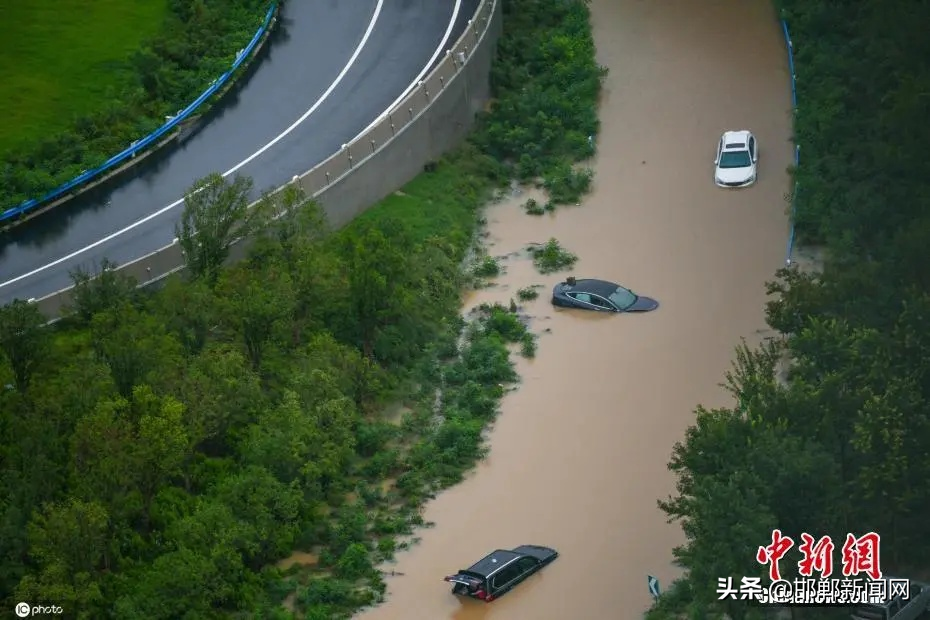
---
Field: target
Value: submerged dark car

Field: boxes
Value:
[444,545,559,602]
[551,277,659,313]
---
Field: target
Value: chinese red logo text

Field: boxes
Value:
[756,531,882,581]
[798,533,835,578]
[841,532,883,580]
[757,529,795,581]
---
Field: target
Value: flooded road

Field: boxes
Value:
[356,0,793,618]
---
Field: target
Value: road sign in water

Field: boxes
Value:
[648,575,661,599]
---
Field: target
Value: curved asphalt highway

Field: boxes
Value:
[0,0,478,304]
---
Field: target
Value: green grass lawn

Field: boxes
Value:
[0,0,168,155]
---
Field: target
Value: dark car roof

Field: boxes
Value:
[563,278,619,297]
[466,550,522,577]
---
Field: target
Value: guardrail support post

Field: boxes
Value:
[325,171,331,185]
[439,76,445,90]
[370,139,376,154]
[408,107,414,121]
[448,49,457,70]
[389,113,395,136]
[420,80,430,102]
[470,18,478,43]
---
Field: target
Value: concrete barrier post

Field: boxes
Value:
[343,144,353,170]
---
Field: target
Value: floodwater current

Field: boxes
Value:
[355,0,793,617]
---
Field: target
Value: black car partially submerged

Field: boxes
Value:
[551,277,659,313]
[444,545,559,602]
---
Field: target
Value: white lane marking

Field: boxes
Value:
[0,0,385,291]
[348,0,462,144]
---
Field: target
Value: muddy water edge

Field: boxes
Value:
[355,0,793,618]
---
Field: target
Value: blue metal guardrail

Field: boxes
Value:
[0,2,278,223]
[781,16,800,266]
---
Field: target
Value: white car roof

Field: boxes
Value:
[722,130,751,149]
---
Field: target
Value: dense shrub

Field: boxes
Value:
[474,0,606,186]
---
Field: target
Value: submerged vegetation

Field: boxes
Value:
[472,255,502,279]
[523,197,548,216]
[517,286,541,301]
[530,238,579,274]
[648,1,930,618]
[0,0,276,212]
[0,0,603,617]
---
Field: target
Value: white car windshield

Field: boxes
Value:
[719,151,752,168]
[608,287,637,310]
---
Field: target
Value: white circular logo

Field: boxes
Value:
[15,602,31,618]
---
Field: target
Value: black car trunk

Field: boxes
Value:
[445,572,487,599]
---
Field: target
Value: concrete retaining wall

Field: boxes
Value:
[35,0,502,320]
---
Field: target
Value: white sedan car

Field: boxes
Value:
[714,130,758,187]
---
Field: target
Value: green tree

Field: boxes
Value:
[252,185,329,266]
[151,275,216,355]
[176,173,265,284]
[176,343,265,457]
[132,386,190,516]
[339,219,415,360]
[112,546,242,619]
[241,387,356,494]
[69,397,140,518]
[67,258,138,324]
[215,261,296,370]
[291,246,350,342]
[16,499,110,616]
[90,304,182,399]
[69,388,189,524]
[0,299,50,393]
[296,331,385,411]
[213,466,302,566]
[335,543,373,580]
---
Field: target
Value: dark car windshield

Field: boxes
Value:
[608,286,637,310]
[719,150,752,168]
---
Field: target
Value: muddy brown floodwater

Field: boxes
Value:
[356,0,793,618]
